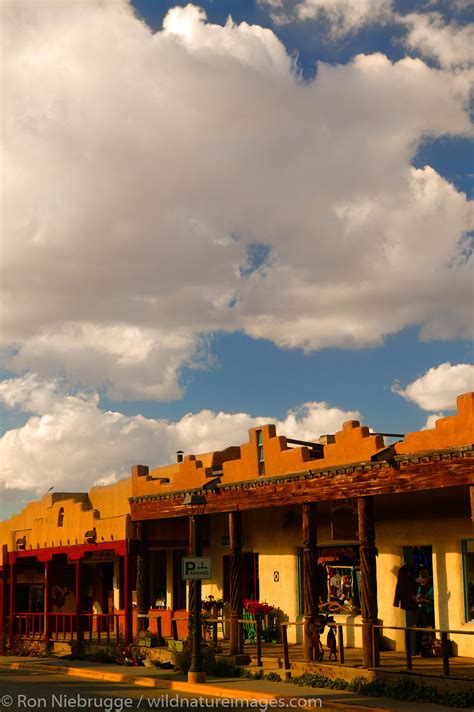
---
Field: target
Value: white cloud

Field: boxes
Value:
[260,0,392,34]
[5,325,202,401]
[422,412,444,430]
[296,0,392,36]
[0,375,360,503]
[2,2,473,399]
[393,362,474,411]
[402,12,474,68]
[261,1,474,71]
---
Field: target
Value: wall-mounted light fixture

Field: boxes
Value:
[84,528,97,544]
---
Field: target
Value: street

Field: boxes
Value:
[0,669,257,712]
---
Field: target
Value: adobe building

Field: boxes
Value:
[0,392,473,669]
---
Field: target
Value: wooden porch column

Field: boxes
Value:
[229,510,243,656]
[358,496,378,668]
[75,559,83,649]
[123,548,133,646]
[0,570,6,638]
[44,560,51,647]
[136,522,149,633]
[8,560,16,643]
[187,515,198,640]
[302,503,319,662]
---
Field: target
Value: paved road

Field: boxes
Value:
[0,668,253,712]
[0,666,466,712]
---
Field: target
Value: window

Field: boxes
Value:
[462,539,474,622]
[172,549,187,611]
[223,552,259,602]
[57,508,64,527]
[257,430,265,475]
[150,550,167,608]
[296,545,361,615]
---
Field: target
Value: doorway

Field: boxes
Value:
[223,552,259,603]
[403,545,434,652]
[172,549,187,611]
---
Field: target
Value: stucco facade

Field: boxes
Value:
[0,392,473,668]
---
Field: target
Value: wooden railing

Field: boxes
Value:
[11,611,473,677]
[276,620,474,677]
[170,615,222,645]
[12,612,125,644]
[80,613,124,644]
[371,623,474,677]
[15,613,46,639]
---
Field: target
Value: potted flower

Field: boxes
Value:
[201,595,224,618]
[137,630,160,648]
[244,600,279,634]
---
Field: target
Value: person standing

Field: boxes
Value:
[414,569,434,655]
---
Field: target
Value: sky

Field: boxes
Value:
[1,0,473,519]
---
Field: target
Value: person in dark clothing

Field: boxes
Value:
[414,569,435,655]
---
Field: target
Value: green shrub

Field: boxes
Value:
[3,636,49,658]
[172,642,217,674]
[285,671,474,708]
[209,659,241,677]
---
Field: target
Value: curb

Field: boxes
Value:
[0,661,393,711]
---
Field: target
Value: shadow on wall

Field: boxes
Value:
[435,549,450,632]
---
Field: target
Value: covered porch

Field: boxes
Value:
[129,440,474,672]
[0,539,133,648]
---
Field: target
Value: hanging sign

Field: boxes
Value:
[182,557,213,580]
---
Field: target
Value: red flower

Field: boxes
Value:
[244,599,276,616]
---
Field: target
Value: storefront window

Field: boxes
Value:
[462,539,474,622]
[297,545,360,615]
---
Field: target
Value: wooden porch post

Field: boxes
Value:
[136,522,149,633]
[0,572,4,638]
[187,515,198,640]
[358,496,378,668]
[44,560,51,647]
[75,559,83,649]
[229,510,243,656]
[8,560,16,643]
[123,548,133,646]
[302,502,319,662]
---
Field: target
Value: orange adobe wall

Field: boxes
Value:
[131,393,473,496]
[395,392,474,454]
[131,446,242,496]
[222,422,386,481]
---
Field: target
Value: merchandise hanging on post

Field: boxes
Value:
[393,564,417,611]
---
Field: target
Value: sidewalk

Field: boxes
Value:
[0,657,466,712]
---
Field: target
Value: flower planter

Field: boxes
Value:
[140,639,158,648]
[168,639,184,652]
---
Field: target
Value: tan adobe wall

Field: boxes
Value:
[88,477,133,519]
[0,481,132,554]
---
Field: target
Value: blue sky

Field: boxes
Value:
[105,328,471,435]
[1,0,473,518]
[123,0,473,434]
